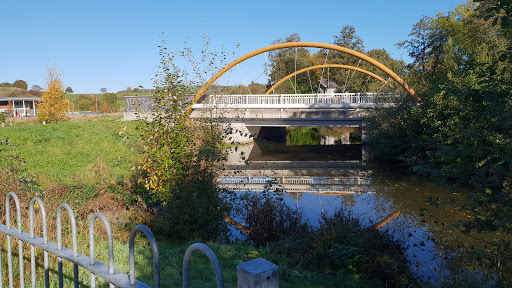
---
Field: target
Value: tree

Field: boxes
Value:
[102,101,109,113]
[267,33,315,93]
[137,43,230,241]
[333,25,365,51]
[126,87,132,93]
[31,85,42,91]
[0,82,12,87]
[76,94,94,111]
[38,64,72,123]
[101,93,119,112]
[100,88,107,93]
[13,80,28,90]
[65,87,73,94]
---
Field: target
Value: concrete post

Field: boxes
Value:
[237,258,279,288]
[23,100,26,117]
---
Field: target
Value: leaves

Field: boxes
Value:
[37,64,72,123]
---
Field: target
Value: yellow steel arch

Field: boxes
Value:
[265,64,391,94]
[192,42,419,106]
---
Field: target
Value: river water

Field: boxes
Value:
[221,130,505,285]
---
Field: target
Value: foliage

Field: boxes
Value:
[239,190,306,247]
[102,101,109,113]
[238,194,416,287]
[136,43,230,242]
[266,28,407,94]
[368,1,512,261]
[37,64,72,123]
[286,127,321,145]
[267,33,315,94]
[65,86,73,93]
[31,84,42,91]
[286,127,359,145]
[0,87,29,97]
[477,0,512,62]
[101,92,120,112]
[75,94,95,111]
[100,88,107,93]
[12,79,28,90]
[398,2,510,91]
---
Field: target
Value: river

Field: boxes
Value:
[221,128,503,285]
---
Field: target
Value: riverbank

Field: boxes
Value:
[0,118,419,287]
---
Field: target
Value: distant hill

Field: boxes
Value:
[0,87,34,98]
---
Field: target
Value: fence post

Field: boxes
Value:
[237,258,279,288]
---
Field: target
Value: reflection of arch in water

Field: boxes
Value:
[266,64,392,94]
[192,41,419,106]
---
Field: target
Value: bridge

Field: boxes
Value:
[124,41,418,144]
[125,92,401,143]
[189,92,402,143]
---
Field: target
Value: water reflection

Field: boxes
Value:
[222,140,477,285]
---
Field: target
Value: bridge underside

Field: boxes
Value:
[190,109,364,144]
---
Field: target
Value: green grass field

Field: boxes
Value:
[0,118,139,185]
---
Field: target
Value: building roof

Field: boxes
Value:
[0,97,42,101]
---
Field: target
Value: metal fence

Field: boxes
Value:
[204,93,400,106]
[0,192,230,288]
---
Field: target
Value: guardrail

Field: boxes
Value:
[203,93,400,106]
[0,192,278,287]
[125,93,402,113]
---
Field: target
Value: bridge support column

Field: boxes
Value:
[361,121,371,160]
[223,122,254,144]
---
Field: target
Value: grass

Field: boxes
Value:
[2,235,384,288]
[0,118,139,186]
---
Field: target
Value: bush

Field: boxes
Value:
[135,44,230,242]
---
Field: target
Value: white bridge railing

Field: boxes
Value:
[217,176,376,194]
[197,93,400,107]
[218,176,372,185]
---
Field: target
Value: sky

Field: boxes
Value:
[1,0,464,94]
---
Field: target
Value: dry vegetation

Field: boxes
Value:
[0,87,31,97]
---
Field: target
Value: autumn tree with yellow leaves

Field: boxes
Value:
[37,65,71,123]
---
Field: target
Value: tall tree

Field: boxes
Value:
[266,33,315,93]
[38,65,71,123]
[314,25,368,92]
[65,87,73,93]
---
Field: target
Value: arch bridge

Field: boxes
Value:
[126,42,418,144]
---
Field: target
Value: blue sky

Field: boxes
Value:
[1,0,463,94]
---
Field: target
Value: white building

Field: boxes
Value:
[0,97,41,117]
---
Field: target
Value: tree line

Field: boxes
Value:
[0,79,73,97]
[264,28,407,94]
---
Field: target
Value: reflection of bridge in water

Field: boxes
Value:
[219,145,375,195]
[217,175,375,195]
